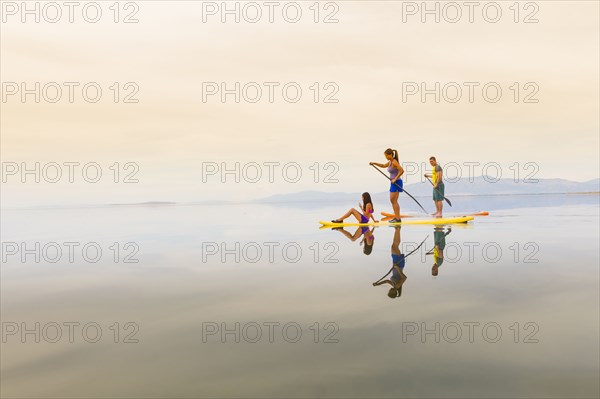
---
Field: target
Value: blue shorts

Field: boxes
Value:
[392,254,405,269]
[360,215,369,223]
[390,179,403,193]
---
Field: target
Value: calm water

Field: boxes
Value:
[1,194,599,398]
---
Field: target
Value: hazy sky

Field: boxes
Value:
[1,1,599,207]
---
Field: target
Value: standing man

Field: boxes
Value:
[424,156,444,217]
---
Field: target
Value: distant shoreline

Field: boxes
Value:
[2,192,598,211]
[109,201,177,206]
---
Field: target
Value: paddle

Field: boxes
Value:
[384,211,488,218]
[370,164,429,215]
[372,234,429,286]
[425,176,452,207]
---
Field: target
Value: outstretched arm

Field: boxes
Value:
[373,279,392,287]
[370,161,390,168]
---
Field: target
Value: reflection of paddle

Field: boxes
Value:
[426,176,452,207]
[370,164,428,215]
[372,234,429,286]
[426,226,453,255]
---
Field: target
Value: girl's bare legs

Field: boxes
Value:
[390,192,400,219]
[334,208,363,222]
[391,226,401,255]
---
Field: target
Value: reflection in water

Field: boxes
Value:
[2,200,599,397]
[368,225,460,298]
[326,223,460,299]
[372,226,406,298]
[429,226,452,276]
[371,227,429,299]
[332,226,375,255]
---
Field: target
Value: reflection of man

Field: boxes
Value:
[431,226,451,276]
[373,227,406,298]
[333,226,375,255]
[424,156,444,217]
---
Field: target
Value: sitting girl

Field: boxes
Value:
[331,192,378,224]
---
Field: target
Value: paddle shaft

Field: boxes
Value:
[426,176,452,207]
[370,164,429,215]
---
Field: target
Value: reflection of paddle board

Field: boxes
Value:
[320,216,474,228]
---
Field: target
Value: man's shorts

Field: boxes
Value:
[433,182,445,201]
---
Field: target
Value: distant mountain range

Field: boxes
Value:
[256,177,600,203]
[7,178,597,211]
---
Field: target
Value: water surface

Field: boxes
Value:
[1,194,599,398]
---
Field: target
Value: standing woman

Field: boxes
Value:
[370,148,404,223]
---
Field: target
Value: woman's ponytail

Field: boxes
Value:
[384,148,398,162]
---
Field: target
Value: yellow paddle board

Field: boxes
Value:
[319,216,474,227]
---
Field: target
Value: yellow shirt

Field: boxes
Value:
[432,165,441,185]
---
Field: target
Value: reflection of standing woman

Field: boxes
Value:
[373,227,406,298]
[370,148,404,223]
